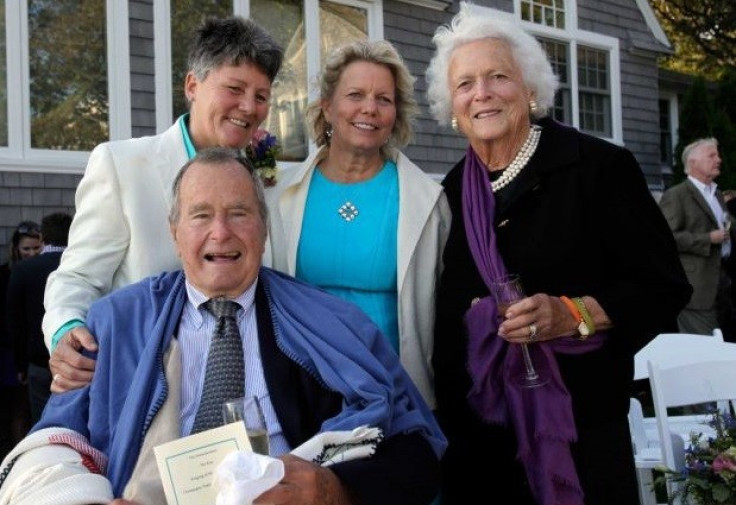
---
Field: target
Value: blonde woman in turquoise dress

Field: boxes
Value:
[267,40,450,408]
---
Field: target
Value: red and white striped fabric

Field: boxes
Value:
[0,427,113,505]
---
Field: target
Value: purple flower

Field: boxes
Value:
[246,129,280,187]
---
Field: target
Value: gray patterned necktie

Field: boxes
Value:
[191,298,244,434]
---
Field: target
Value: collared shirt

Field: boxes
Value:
[178,278,290,455]
[178,113,197,160]
[41,244,66,254]
[688,175,731,258]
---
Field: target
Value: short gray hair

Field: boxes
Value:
[188,16,283,83]
[682,137,718,174]
[169,147,269,233]
[425,4,558,127]
[305,39,418,157]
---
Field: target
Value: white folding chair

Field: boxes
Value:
[629,397,663,505]
[628,398,692,505]
[634,328,727,381]
[647,359,736,503]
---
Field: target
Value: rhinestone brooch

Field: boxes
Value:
[338,201,359,222]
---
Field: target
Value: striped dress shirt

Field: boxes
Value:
[178,278,290,455]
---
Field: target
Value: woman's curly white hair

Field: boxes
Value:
[425,4,559,127]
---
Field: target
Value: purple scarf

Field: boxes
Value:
[461,145,605,505]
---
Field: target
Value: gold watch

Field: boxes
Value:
[572,297,595,340]
[575,318,591,341]
[560,295,591,340]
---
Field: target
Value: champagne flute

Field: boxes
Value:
[222,395,270,455]
[489,274,548,388]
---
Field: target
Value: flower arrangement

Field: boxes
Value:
[246,129,280,187]
[655,410,736,505]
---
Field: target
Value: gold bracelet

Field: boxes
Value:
[572,297,596,336]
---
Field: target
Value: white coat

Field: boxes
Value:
[265,146,450,407]
[43,122,187,347]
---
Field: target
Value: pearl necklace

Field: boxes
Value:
[490,125,542,192]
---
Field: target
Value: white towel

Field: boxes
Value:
[290,425,383,466]
[214,425,383,505]
[0,428,112,505]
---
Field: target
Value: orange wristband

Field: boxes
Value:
[560,295,582,321]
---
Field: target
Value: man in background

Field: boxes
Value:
[659,138,736,341]
[6,212,73,424]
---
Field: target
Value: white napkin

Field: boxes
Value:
[290,425,383,467]
[214,451,284,505]
[214,425,383,505]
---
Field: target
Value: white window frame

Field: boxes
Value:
[520,0,567,29]
[154,0,383,167]
[659,91,679,167]
[465,1,623,145]
[0,0,130,174]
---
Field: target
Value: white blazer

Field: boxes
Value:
[265,146,451,407]
[43,123,188,347]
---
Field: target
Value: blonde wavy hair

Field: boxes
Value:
[305,39,418,158]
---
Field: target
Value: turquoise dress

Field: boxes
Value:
[296,161,400,352]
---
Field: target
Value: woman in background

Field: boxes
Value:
[425,6,691,504]
[267,39,450,408]
[1,221,42,458]
[4,222,43,265]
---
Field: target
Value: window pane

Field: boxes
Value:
[577,46,611,136]
[552,89,571,124]
[0,0,7,146]
[255,0,307,161]
[319,1,367,62]
[520,1,531,22]
[578,47,608,91]
[579,92,611,136]
[524,0,564,28]
[533,5,542,24]
[544,7,555,26]
[29,0,108,150]
[659,99,672,164]
[538,38,571,124]
[171,0,233,122]
[555,11,565,29]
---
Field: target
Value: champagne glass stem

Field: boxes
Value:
[520,344,540,381]
[490,274,547,388]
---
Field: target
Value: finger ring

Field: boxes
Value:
[528,324,538,342]
[53,373,60,383]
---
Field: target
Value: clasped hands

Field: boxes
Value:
[710,228,730,244]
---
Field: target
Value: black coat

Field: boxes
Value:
[434,118,691,504]
[6,252,62,370]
